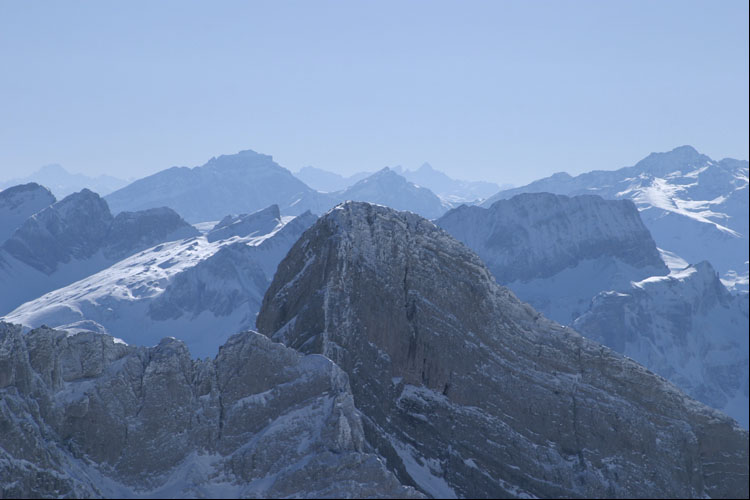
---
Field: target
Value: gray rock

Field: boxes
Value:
[105,149,336,222]
[0,192,200,315]
[573,261,750,428]
[439,192,667,284]
[257,201,749,499]
[206,204,282,243]
[0,322,420,498]
[0,183,56,244]
[104,207,200,260]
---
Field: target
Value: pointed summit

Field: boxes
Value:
[257,201,748,498]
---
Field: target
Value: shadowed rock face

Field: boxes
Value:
[0,183,56,244]
[0,322,420,498]
[2,189,114,274]
[573,261,750,429]
[257,201,749,499]
[438,193,668,284]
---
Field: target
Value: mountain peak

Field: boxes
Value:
[635,145,710,174]
[258,200,748,498]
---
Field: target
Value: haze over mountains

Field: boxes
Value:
[2,202,747,498]
[295,163,506,203]
[0,164,128,198]
[1,144,748,498]
[438,191,748,427]
[0,189,198,314]
[482,146,749,290]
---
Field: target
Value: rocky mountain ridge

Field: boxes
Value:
[0,322,419,498]
[257,201,748,498]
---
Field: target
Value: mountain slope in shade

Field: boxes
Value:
[0,164,128,198]
[105,149,335,222]
[257,201,748,499]
[337,167,451,219]
[0,183,56,243]
[0,189,198,315]
[0,323,420,498]
[3,208,317,358]
[437,192,669,324]
[481,146,749,289]
[394,163,503,203]
[573,261,749,428]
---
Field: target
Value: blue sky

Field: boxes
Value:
[0,0,747,185]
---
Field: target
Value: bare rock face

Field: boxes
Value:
[0,183,56,244]
[439,193,667,284]
[0,322,419,498]
[573,261,750,428]
[257,201,749,499]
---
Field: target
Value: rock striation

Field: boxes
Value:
[437,192,668,324]
[257,201,749,498]
[0,189,198,315]
[0,322,419,498]
[573,261,750,428]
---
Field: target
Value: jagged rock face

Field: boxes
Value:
[105,149,336,222]
[0,322,420,498]
[148,242,270,320]
[0,183,56,244]
[440,193,667,283]
[437,193,668,324]
[338,168,451,219]
[573,261,750,428]
[104,207,200,260]
[481,146,749,290]
[206,204,282,243]
[257,201,749,499]
[2,189,113,274]
[0,191,200,315]
[3,210,319,359]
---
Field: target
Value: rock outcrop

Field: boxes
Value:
[0,322,419,498]
[573,261,750,428]
[0,190,198,315]
[257,201,749,498]
[437,192,668,324]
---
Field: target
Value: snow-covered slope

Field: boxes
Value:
[257,201,749,498]
[393,163,503,203]
[337,167,451,219]
[105,149,335,222]
[481,146,749,289]
[573,261,749,428]
[3,209,317,358]
[438,192,668,324]
[0,164,127,198]
[0,323,420,498]
[0,189,198,315]
[0,183,56,243]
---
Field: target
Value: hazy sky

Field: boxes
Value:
[1,0,747,186]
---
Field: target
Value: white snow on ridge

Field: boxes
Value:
[3,215,304,358]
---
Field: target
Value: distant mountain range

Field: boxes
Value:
[295,162,507,203]
[0,145,748,498]
[438,191,748,427]
[4,205,316,358]
[294,166,372,192]
[480,146,749,290]
[0,164,128,198]
[105,150,455,221]
[0,189,198,314]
